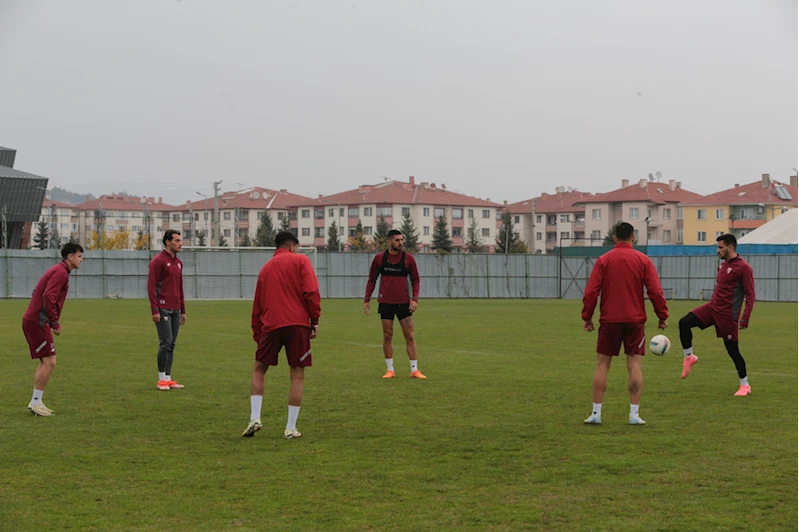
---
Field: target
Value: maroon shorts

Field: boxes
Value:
[256,326,312,368]
[691,303,739,342]
[22,320,56,359]
[596,322,646,356]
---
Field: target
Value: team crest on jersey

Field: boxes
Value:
[727,267,732,274]
[167,262,171,267]
[178,263,182,270]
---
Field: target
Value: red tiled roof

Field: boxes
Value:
[532,191,591,214]
[289,180,500,208]
[679,180,798,206]
[42,200,77,209]
[732,220,767,229]
[182,187,314,211]
[77,195,180,212]
[575,181,702,206]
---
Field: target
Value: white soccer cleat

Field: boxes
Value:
[629,414,646,425]
[29,404,54,416]
[283,428,302,439]
[242,419,262,437]
[584,414,601,425]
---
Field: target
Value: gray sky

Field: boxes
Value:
[1,0,796,206]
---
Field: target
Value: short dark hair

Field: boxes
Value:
[716,233,737,249]
[615,222,634,241]
[163,230,181,245]
[61,242,84,258]
[387,229,403,238]
[275,231,299,248]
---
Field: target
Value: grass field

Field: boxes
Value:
[0,298,796,531]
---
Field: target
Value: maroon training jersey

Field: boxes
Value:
[708,255,755,326]
[582,242,668,324]
[23,260,70,327]
[364,251,420,304]
[148,250,185,314]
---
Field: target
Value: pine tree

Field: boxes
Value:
[255,212,277,247]
[465,217,486,253]
[349,220,368,251]
[432,215,453,253]
[495,211,524,253]
[279,216,291,232]
[34,220,49,250]
[603,222,637,246]
[327,221,342,251]
[373,216,391,251]
[399,213,420,253]
[218,235,228,247]
[240,233,252,247]
[196,230,207,247]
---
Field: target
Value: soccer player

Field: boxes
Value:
[22,242,84,416]
[679,234,755,396]
[364,229,424,379]
[243,231,321,439]
[148,229,186,391]
[581,222,668,425]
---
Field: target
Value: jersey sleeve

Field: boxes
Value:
[408,254,420,301]
[364,254,381,302]
[740,263,756,325]
[179,263,186,313]
[643,257,669,321]
[251,276,264,341]
[147,257,162,314]
[581,256,604,322]
[43,268,68,327]
[300,256,322,325]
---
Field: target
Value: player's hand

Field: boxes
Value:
[739,321,748,330]
[152,313,161,323]
[363,302,370,315]
[52,325,61,336]
[310,325,319,339]
[409,300,418,313]
[658,319,668,329]
[583,320,594,332]
[180,313,186,326]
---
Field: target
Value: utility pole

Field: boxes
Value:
[213,180,222,247]
[1,204,7,249]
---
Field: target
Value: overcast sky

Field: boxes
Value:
[1,0,796,206]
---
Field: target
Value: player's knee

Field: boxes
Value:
[679,315,693,330]
[43,356,56,369]
[403,331,415,342]
[382,331,393,342]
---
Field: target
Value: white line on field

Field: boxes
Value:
[748,372,795,378]
[341,341,509,357]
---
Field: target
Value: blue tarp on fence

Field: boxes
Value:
[646,244,798,256]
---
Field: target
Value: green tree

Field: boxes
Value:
[327,221,342,251]
[349,220,368,251]
[373,216,391,251]
[399,213,420,253]
[240,233,252,247]
[432,215,453,253]
[279,215,291,232]
[255,212,277,247]
[465,217,486,253]
[495,211,525,253]
[196,230,207,247]
[602,222,637,246]
[218,235,228,247]
[34,220,50,250]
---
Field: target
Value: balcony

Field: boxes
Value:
[573,219,585,228]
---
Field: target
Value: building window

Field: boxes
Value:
[315,228,325,238]
[647,209,652,219]
[677,229,683,242]
[514,216,520,224]
[482,228,490,237]
[716,231,724,238]
[118,212,128,219]
[452,208,463,219]
[289,211,297,220]
[376,206,392,217]
[402,207,411,217]
[423,245,430,253]
[482,210,490,219]
[634,230,639,241]
[364,226,373,236]
[349,227,356,237]
[315,209,325,219]
[222,212,230,220]
[536,232,542,241]
[677,207,683,220]
[560,214,570,222]
[423,226,430,235]
[434,207,445,218]
[363,207,373,217]
[697,209,706,221]
[591,230,601,240]
[172,214,180,222]
[224,229,231,237]
[328,208,334,217]
[348,207,359,217]
[194,213,199,221]
[301,209,310,219]
[697,231,706,242]
[740,230,749,237]
[302,228,311,236]
[423,207,430,217]
[496,211,503,220]
[663,208,671,219]
[547,215,556,225]
[452,227,462,237]
[630,208,639,219]
[132,226,141,232]
[203,212,209,221]
[663,230,671,242]
[715,208,724,220]
[183,213,192,222]
[561,232,570,239]
[536,215,542,223]
[339,208,345,217]
[468,209,475,218]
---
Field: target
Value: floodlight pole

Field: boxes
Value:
[213,181,222,247]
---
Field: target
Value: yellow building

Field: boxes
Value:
[679,174,798,245]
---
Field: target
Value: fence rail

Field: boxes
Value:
[2,249,796,302]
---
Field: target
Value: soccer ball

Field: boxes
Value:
[649,335,671,356]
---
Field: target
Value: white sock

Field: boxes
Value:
[30,388,44,407]
[683,348,693,358]
[287,405,300,431]
[630,404,640,416]
[740,377,749,386]
[385,358,394,371]
[250,395,262,422]
[158,372,166,381]
[410,360,418,372]
[165,374,171,382]
[592,403,602,416]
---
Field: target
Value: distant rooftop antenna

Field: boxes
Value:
[648,173,655,182]
[655,171,662,182]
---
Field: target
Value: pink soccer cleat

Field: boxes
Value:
[681,354,698,379]
[734,385,751,397]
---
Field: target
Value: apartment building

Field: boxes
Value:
[30,200,77,248]
[290,177,501,252]
[181,187,314,246]
[74,195,179,249]
[503,199,534,252]
[576,179,702,246]
[679,174,798,245]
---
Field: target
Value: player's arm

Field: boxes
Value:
[363,254,380,314]
[251,278,264,342]
[43,269,67,331]
[581,258,604,330]
[409,254,420,312]
[147,258,162,322]
[179,262,186,325]
[300,257,322,333]
[740,264,756,329]
[644,258,669,328]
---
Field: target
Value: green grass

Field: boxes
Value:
[0,299,795,531]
